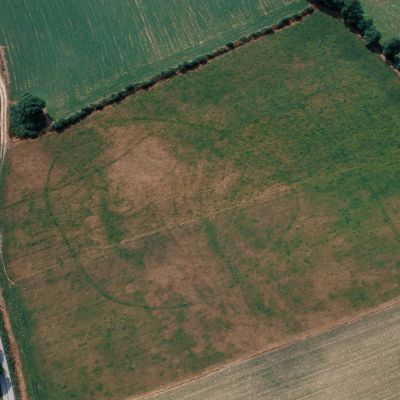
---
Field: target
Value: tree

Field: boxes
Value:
[393,57,400,70]
[330,0,345,10]
[357,17,373,34]
[10,93,47,138]
[341,0,364,29]
[363,24,382,48]
[383,37,400,60]
[317,0,344,11]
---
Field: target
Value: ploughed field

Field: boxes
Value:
[3,11,400,400]
[147,303,400,399]
[0,0,307,119]
[360,0,400,40]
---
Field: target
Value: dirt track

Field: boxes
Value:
[0,55,7,168]
[0,52,17,400]
[0,50,28,400]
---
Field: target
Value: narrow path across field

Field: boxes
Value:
[143,302,400,400]
[0,70,12,283]
[0,61,16,400]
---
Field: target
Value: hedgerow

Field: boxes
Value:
[28,6,315,132]
[46,2,399,136]
[312,0,400,64]
[49,6,315,134]
[383,37,400,60]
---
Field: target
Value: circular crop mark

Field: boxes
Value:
[44,155,192,310]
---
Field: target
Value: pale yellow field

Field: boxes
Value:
[147,304,400,400]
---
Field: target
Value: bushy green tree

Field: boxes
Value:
[329,0,344,10]
[316,0,344,10]
[341,0,364,29]
[393,57,400,70]
[383,37,400,60]
[363,23,382,48]
[10,93,47,138]
[357,17,373,33]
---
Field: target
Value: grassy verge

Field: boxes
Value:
[0,166,43,399]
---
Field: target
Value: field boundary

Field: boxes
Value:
[0,292,27,400]
[0,48,9,87]
[133,295,400,400]
[4,4,400,398]
[9,5,315,138]
[308,0,400,75]
[0,51,27,400]
[7,1,400,140]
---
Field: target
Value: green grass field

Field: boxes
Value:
[3,11,400,400]
[361,0,400,41]
[0,0,307,119]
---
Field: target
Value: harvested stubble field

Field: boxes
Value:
[0,0,307,119]
[3,11,400,400]
[360,0,400,40]
[146,303,400,400]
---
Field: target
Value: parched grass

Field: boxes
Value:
[3,11,400,400]
[0,0,307,118]
[146,303,400,400]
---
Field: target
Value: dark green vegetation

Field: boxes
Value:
[383,37,400,60]
[10,93,47,138]
[3,11,400,400]
[0,0,307,119]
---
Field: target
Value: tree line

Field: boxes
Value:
[10,2,400,139]
[315,0,400,62]
[10,6,315,138]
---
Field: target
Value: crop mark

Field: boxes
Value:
[363,177,400,243]
[50,116,231,192]
[15,183,291,287]
[43,160,192,310]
